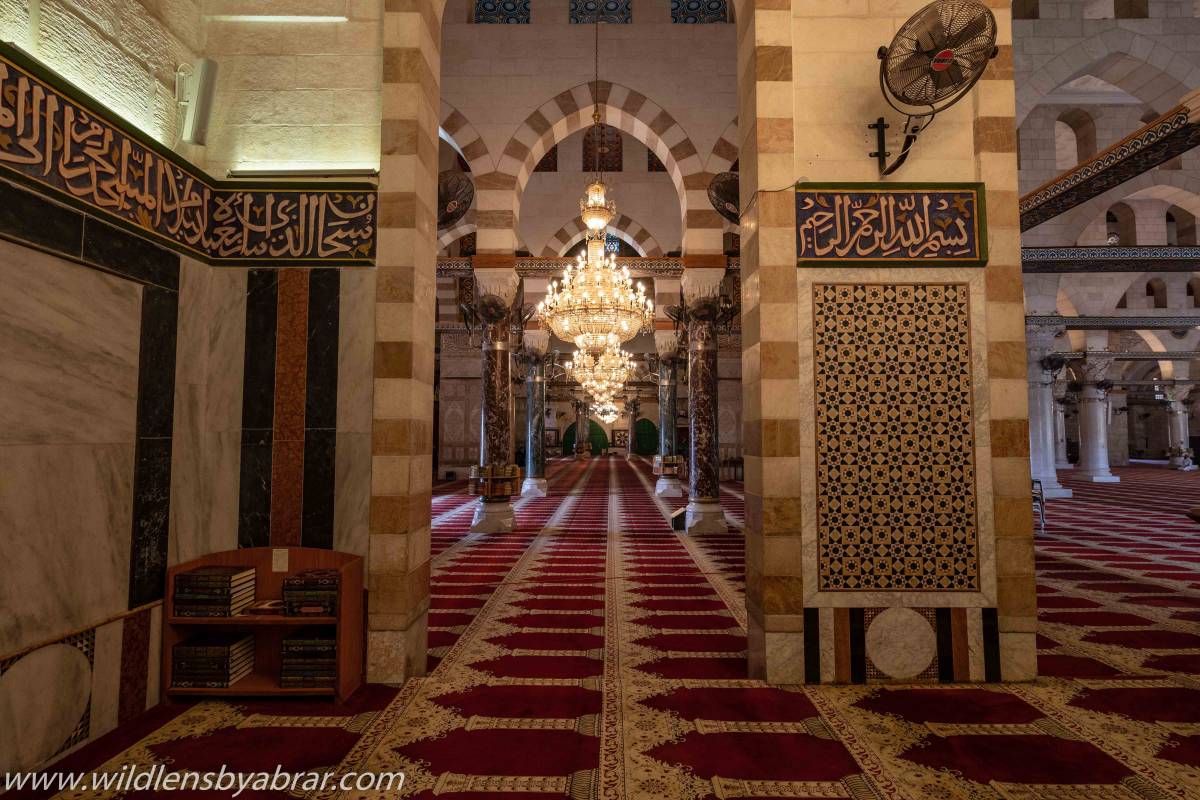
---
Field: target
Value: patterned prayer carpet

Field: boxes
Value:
[18,461,1200,800]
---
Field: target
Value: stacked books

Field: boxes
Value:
[282,569,339,616]
[281,630,336,688]
[174,566,255,617]
[172,634,254,688]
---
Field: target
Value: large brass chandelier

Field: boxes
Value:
[535,18,653,358]
[565,344,634,404]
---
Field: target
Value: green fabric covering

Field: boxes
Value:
[562,421,610,455]
[633,418,658,455]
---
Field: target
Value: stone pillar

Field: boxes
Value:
[1025,326,1071,498]
[470,268,521,532]
[1107,392,1129,468]
[1077,353,1120,483]
[682,267,727,534]
[624,397,640,459]
[653,330,684,497]
[521,330,549,496]
[1164,386,1197,470]
[574,399,590,458]
[1053,381,1072,469]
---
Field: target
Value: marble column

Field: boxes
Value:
[1026,326,1071,498]
[1164,386,1197,470]
[521,330,549,496]
[625,397,641,459]
[682,268,727,534]
[574,399,590,458]
[471,269,520,532]
[1077,353,1120,483]
[1053,381,1073,469]
[654,331,683,497]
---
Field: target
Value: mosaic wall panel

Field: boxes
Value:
[0,46,375,265]
[671,0,728,23]
[813,283,980,592]
[583,124,622,173]
[473,0,530,24]
[569,0,631,24]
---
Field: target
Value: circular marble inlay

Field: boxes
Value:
[865,608,937,679]
[0,644,91,772]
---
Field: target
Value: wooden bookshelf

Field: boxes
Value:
[162,547,363,703]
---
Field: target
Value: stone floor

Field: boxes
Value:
[17,460,1200,799]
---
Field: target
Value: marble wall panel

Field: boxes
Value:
[0,241,141,446]
[0,444,135,655]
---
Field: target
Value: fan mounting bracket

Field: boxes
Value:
[868,117,891,170]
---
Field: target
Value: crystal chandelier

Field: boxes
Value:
[564,344,634,404]
[594,401,619,425]
[534,18,653,356]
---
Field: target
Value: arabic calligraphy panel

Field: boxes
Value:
[0,48,376,265]
[797,184,985,266]
[813,283,981,592]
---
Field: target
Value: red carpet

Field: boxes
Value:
[19,460,1200,799]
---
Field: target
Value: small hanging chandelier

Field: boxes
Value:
[535,17,653,356]
[594,400,620,425]
[564,343,634,405]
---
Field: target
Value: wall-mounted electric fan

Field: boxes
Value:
[437,170,475,229]
[707,171,740,224]
[871,0,998,175]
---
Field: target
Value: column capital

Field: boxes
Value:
[1164,385,1193,404]
[1024,323,1063,360]
[655,330,680,358]
[1052,380,1071,403]
[522,329,550,357]
[680,267,726,304]
[1081,352,1115,384]
[473,267,520,307]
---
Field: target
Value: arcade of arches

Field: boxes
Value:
[3,0,1200,796]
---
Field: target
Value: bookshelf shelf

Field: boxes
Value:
[162,547,364,703]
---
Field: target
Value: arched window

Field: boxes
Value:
[1170,206,1197,244]
[534,146,558,173]
[1146,278,1168,309]
[583,124,622,172]
[1055,109,1097,170]
[570,0,631,24]
[1188,278,1200,308]
[672,0,728,22]
[473,0,530,23]
[1115,0,1149,17]
[1107,203,1137,245]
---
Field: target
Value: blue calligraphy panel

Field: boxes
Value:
[0,47,375,265]
[796,184,986,266]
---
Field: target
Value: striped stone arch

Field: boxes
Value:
[438,208,476,251]
[707,116,738,173]
[483,81,723,254]
[440,101,494,174]
[539,213,664,257]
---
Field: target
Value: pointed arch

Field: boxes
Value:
[707,116,739,174]
[487,81,721,253]
[440,100,494,175]
[438,209,476,251]
[1017,31,1191,128]
[539,212,664,258]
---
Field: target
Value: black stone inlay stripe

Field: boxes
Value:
[302,269,340,549]
[128,285,179,608]
[0,178,83,256]
[848,608,866,685]
[238,270,279,548]
[82,217,179,290]
[803,607,821,684]
[935,608,955,683]
[982,607,1001,682]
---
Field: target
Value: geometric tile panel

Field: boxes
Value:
[569,0,631,24]
[671,0,728,23]
[473,0,530,23]
[813,284,980,592]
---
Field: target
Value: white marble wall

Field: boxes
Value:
[0,241,142,656]
[168,259,246,566]
[335,268,374,556]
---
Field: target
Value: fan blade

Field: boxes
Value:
[932,61,964,92]
[895,51,931,76]
[948,12,988,49]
